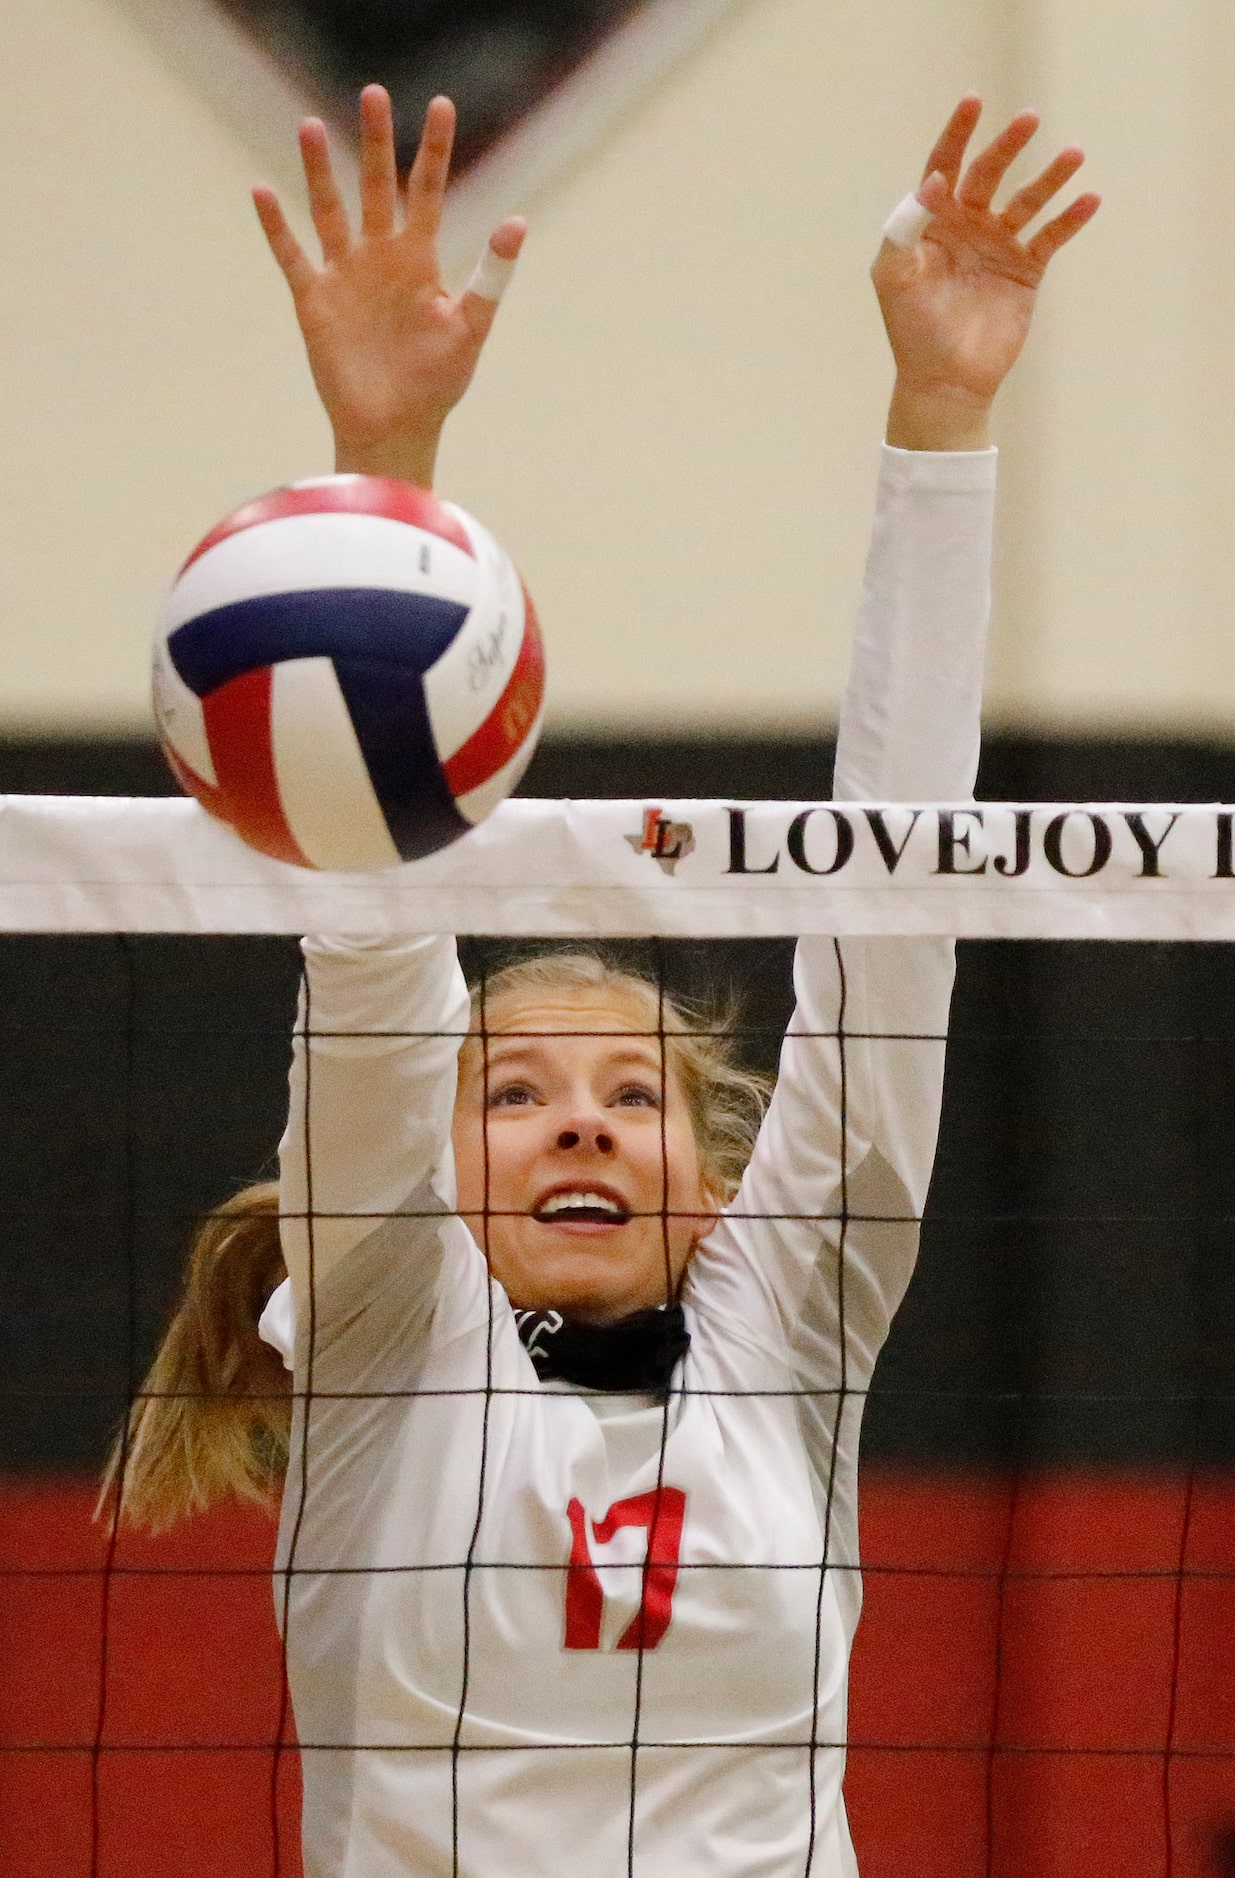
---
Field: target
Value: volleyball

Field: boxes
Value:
[152,475,545,869]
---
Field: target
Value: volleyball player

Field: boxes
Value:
[117,89,1098,1876]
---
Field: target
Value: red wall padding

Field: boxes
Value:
[2,1472,1232,1876]
[848,1472,1235,1876]
[0,1483,301,1877]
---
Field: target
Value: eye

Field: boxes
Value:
[487,1079,540,1109]
[613,1082,660,1109]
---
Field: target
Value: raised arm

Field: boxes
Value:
[698,101,1098,1341]
[838,95,1098,804]
[279,935,469,1315]
[827,97,1100,1210]
[260,92,522,1317]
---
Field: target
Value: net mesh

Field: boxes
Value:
[2,802,1235,1878]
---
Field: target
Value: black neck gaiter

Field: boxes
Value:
[513,1303,690,1395]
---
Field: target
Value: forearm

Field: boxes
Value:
[820,440,992,1214]
[833,444,995,802]
[279,933,469,1297]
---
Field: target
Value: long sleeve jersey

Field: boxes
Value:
[267,444,997,1878]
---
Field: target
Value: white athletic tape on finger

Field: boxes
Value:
[882,192,934,250]
[466,245,517,303]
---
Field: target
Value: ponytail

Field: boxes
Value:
[99,1182,291,1531]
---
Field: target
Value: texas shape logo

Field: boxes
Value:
[625,807,696,876]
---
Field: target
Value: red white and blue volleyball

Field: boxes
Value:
[152,476,545,869]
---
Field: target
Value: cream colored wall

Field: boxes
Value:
[991,0,1235,731]
[442,0,1012,731]
[3,0,1233,736]
[0,0,332,730]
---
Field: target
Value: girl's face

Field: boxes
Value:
[451,988,715,1323]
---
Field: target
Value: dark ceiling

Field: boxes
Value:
[221,0,651,172]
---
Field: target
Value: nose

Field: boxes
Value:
[556,1123,615,1154]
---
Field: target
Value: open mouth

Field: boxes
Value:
[532,1188,631,1226]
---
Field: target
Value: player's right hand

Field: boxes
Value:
[252,86,526,487]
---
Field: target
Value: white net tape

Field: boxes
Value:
[2,795,1234,937]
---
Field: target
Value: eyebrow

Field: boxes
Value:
[475,1020,664,1039]
[478,1039,665,1069]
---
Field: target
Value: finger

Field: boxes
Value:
[917,170,951,216]
[405,94,456,245]
[881,182,934,251]
[877,172,949,265]
[459,218,527,340]
[1001,146,1085,236]
[1023,190,1101,269]
[299,117,352,263]
[252,186,317,297]
[359,84,399,238]
[957,108,1040,211]
[487,217,526,264]
[920,93,983,190]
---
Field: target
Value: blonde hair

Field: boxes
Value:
[99,1183,290,1532]
[105,952,769,1529]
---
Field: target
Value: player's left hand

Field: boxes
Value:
[873,96,1100,447]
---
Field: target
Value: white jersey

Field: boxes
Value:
[267,445,996,1878]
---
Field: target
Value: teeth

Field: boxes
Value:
[539,1191,625,1218]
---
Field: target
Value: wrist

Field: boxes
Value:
[333,429,441,489]
[885,381,993,452]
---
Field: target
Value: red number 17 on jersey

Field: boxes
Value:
[565,1489,687,1651]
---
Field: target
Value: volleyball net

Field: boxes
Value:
[2,795,1234,1878]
